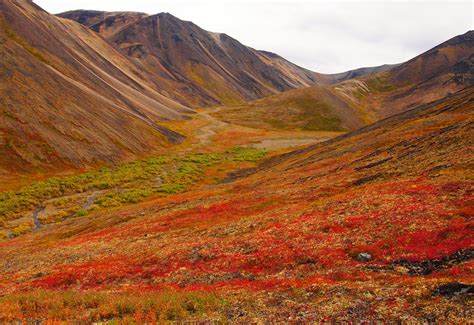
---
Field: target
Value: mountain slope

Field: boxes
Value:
[0,87,472,321]
[213,85,368,132]
[59,10,394,107]
[329,63,399,82]
[215,31,473,131]
[349,30,474,117]
[55,10,148,38]
[58,10,326,106]
[0,0,193,176]
[388,31,473,86]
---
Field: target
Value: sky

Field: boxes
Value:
[35,0,473,73]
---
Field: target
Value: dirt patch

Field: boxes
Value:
[247,138,324,150]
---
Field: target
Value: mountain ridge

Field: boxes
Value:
[59,9,397,107]
[215,30,473,131]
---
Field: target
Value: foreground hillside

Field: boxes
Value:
[215,31,473,131]
[1,87,472,322]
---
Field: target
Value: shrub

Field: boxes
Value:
[227,147,267,162]
[11,222,32,237]
[0,148,268,237]
[74,210,88,217]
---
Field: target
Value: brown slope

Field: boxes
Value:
[0,0,193,176]
[216,31,473,131]
[59,11,324,106]
[388,31,473,86]
[59,10,392,107]
[373,54,473,116]
[329,63,399,82]
[213,85,368,132]
[357,30,474,117]
[57,10,148,38]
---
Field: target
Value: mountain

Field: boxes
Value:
[360,30,474,117]
[55,10,149,38]
[330,63,399,82]
[215,31,473,131]
[58,10,391,107]
[1,87,472,321]
[0,0,194,177]
[58,10,327,107]
[387,31,473,86]
[0,2,472,321]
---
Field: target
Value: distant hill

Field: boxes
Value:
[215,31,473,131]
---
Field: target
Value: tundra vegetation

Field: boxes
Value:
[0,89,472,322]
[0,147,267,238]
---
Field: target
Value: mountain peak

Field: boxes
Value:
[61,8,331,106]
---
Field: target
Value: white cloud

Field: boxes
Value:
[35,0,473,73]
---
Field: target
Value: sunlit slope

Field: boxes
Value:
[213,85,368,131]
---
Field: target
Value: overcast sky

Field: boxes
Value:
[35,0,473,73]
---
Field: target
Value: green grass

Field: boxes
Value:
[157,183,185,195]
[11,222,32,237]
[227,147,267,162]
[0,147,267,237]
[0,156,171,220]
[260,95,346,132]
[74,209,88,217]
[290,97,345,131]
[299,102,344,131]
[366,75,395,92]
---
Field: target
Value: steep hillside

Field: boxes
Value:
[0,0,193,177]
[55,10,148,38]
[0,88,472,322]
[388,31,473,86]
[215,32,473,131]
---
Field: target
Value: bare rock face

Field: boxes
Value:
[433,282,474,298]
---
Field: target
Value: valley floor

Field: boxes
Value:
[0,107,340,239]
